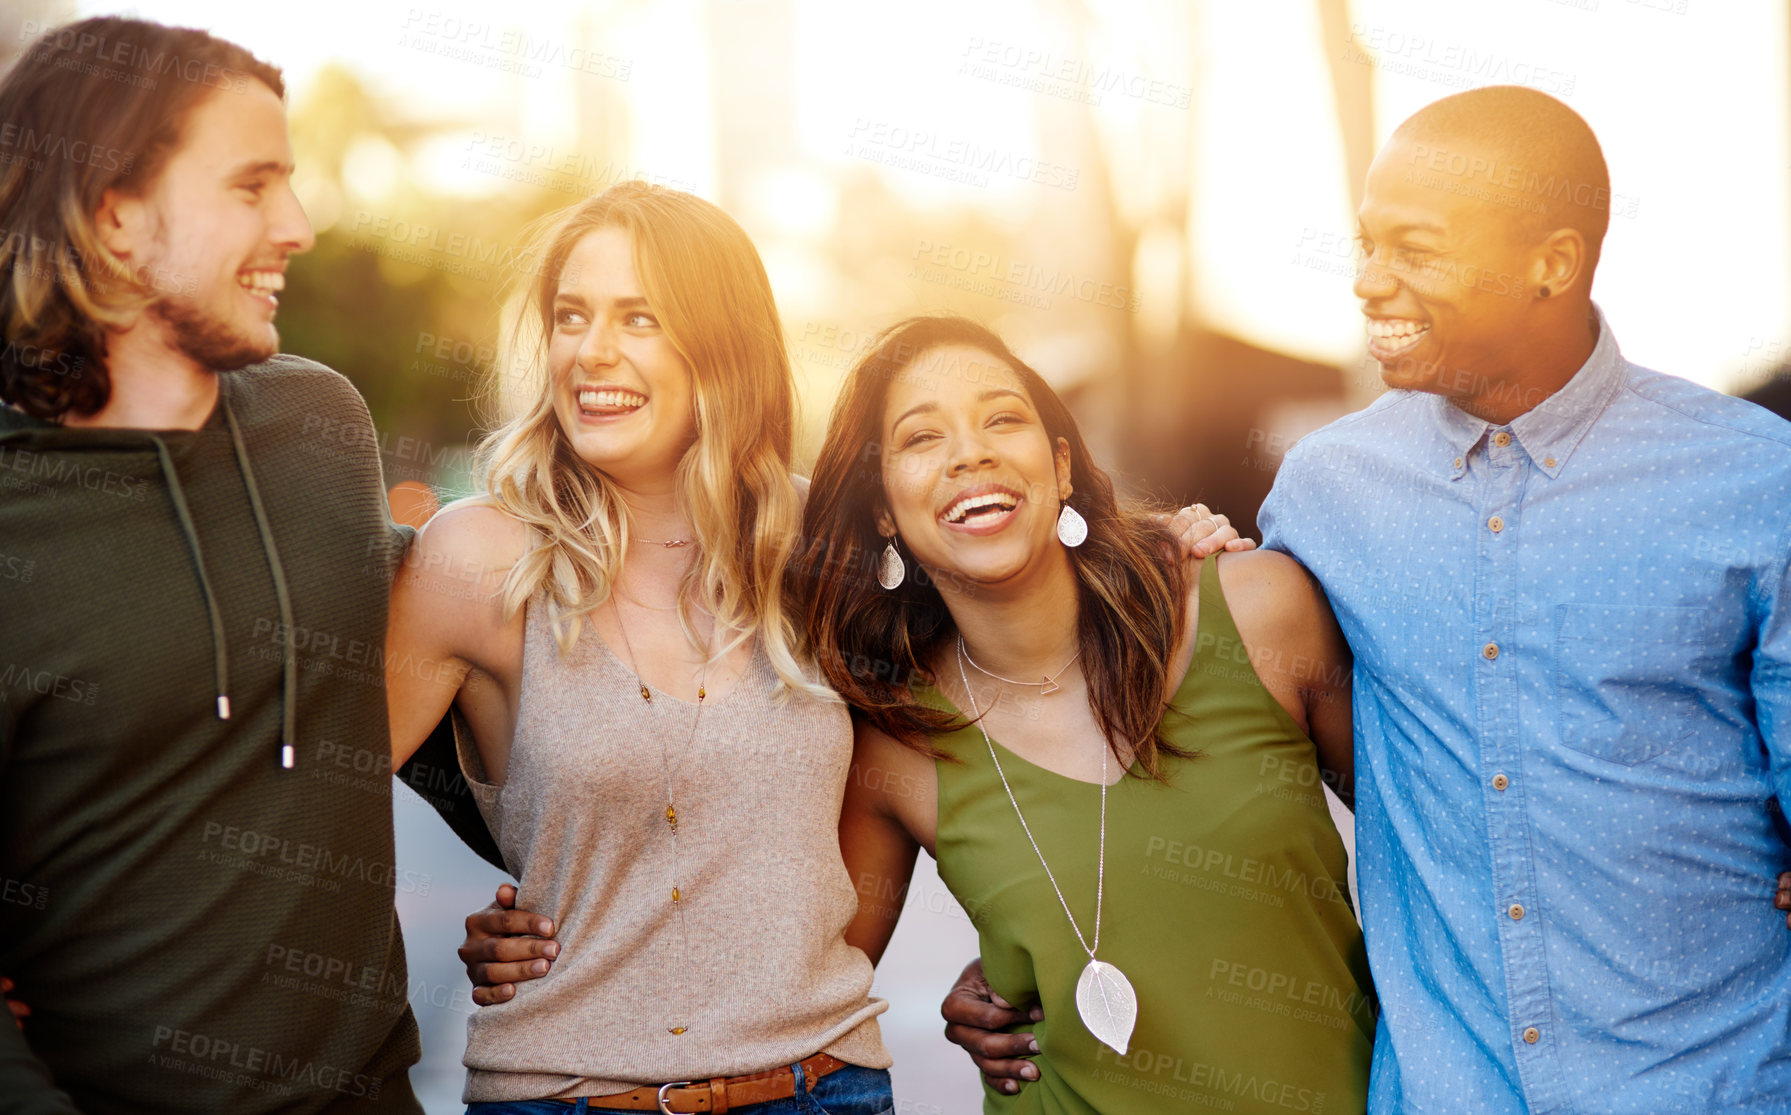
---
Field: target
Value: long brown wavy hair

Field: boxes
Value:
[798,316,1192,775]
[0,17,283,420]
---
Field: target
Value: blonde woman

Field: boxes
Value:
[385,182,895,1113]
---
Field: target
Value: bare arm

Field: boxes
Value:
[839,718,930,965]
[1215,551,1355,809]
[386,501,526,774]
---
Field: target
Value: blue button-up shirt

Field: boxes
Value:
[1260,309,1791,1113]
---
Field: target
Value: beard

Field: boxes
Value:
[154,287,279,372]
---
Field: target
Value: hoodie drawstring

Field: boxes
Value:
[147,378,300,771]
[149,434,233,724]
[221,381,298,770]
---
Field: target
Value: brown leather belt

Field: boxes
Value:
[549,1053,848,1113]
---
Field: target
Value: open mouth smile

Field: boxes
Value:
[237,269,284,309]
[940,485,1023,532]
[1366,317,1431,361]
[575,385,647,417]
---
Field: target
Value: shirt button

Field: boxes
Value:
[1488,515,1504,533]
[1523,1026,1541,1044]
[1494,432,1512,447]
[1492,773,1509,791]
[1544,457,1557,468]
[1482,642,1500,660]
[1508,903,1525,920]
[1453,457,1464,470]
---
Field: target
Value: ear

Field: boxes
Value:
[93,187,148,261]
[1530,227,1588,300]
[1055,436,1074,503]
[875,505,896,539]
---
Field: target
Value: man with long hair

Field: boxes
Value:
[0,18,427,1111]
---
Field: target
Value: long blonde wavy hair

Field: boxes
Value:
[473,181,829,700]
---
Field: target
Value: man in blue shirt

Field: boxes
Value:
[1256,86,1791,1112]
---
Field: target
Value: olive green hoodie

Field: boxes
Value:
[0,355,428,1113]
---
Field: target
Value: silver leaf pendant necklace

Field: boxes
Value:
[955,637,1138,1056]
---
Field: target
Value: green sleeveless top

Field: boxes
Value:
[929,556,1373,1114]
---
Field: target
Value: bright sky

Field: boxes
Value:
[78,0,1791,391]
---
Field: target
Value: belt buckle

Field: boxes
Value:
[656,1081,695,1115]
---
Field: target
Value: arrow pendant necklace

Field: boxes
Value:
[956,640,1138,1055]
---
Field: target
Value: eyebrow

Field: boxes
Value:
[890,387,1029,430]
[227,159,291,180]
[552,293,650,309]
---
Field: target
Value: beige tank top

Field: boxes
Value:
[456,597,889,1101]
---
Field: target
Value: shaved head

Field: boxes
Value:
[1353,86,1610,418]
[1392,85,1610,269]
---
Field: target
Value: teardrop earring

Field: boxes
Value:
[877,538,906,590]
[1057,502,1088,548]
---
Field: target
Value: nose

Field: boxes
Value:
[273,180,315,255]
[947,425,997,477]
[577,318,620,370]
[1353,246,1398,303]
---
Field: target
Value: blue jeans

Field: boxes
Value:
[466,1063,893,1115]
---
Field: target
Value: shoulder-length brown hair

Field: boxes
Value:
[798,316,1192,776]
[0,17,283,420]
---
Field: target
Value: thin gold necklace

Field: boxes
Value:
[611,593,708,1037]
[959,635,1082,695]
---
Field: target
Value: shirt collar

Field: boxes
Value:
[1430,303,1626,480]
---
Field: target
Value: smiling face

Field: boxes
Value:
[119,81,313,370]
[1353,133,1543,395]
[877,344,1072,593]
[546,226,698,487]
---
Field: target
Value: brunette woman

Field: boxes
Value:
[799,317,1372,1113]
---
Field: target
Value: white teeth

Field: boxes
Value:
[577,387,647,410]
[944,491,1019,523]
[237,271,284,294]
[1366,318,1428,341]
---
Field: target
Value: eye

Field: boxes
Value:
[988,411,1026,427]
[1353,233,1373,255]
[553,307,587,329]
[237,181,267,199]
[897,428,940,450]
[623,311,658,328]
